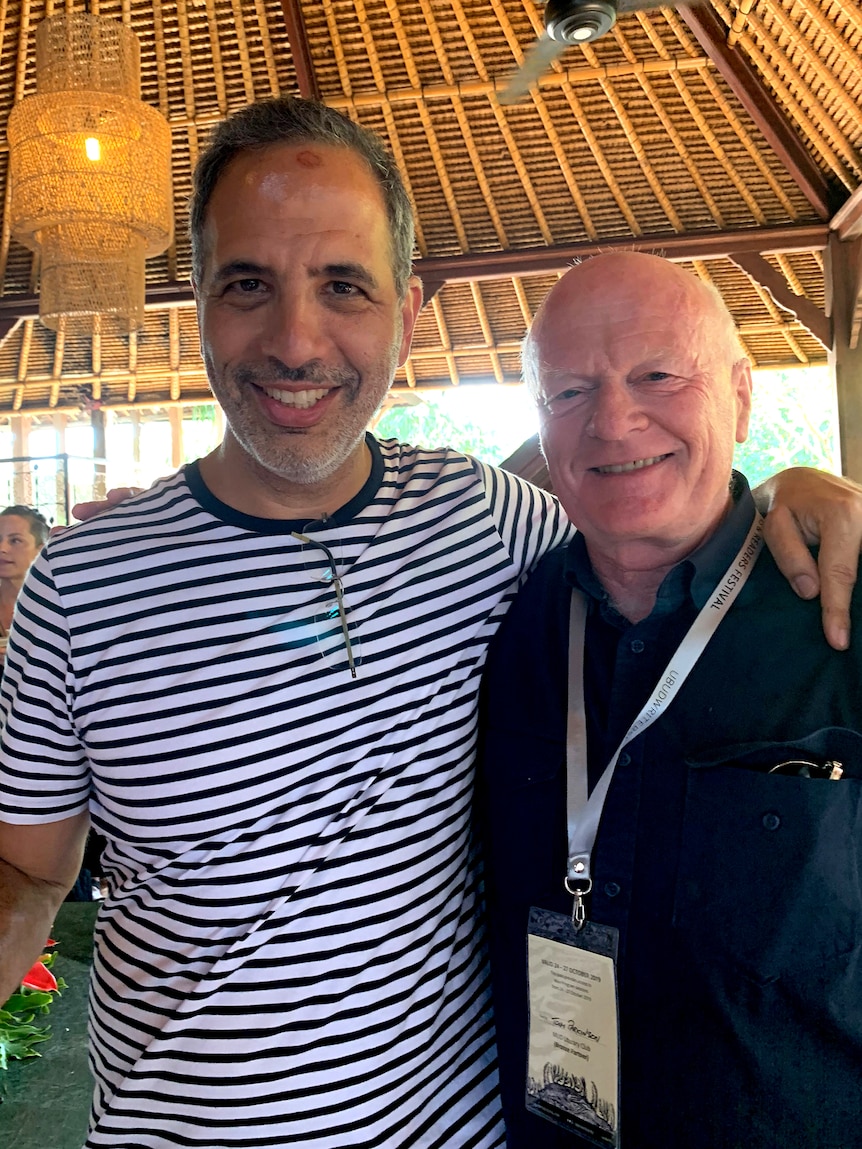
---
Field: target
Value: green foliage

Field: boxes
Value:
[2,990,54,1015]
[374,396,514,465]
[0,990,54,1072]
[0,975,65,1076]
[0,1012,52,1071]
[734,368,837,487]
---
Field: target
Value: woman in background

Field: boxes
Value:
[0,503,105,898]
[0,504,50,658]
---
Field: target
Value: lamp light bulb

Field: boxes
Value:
[84,137,101,162]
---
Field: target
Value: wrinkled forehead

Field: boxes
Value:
[535,290,711,377]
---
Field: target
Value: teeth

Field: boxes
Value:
[596,455,667,474]
[262,385,329,410]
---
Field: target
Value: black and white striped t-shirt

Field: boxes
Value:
[0,437,569,1149]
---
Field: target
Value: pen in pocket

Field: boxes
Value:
[768,759,843,780]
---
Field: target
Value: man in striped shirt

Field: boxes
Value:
[0,98,858,1149]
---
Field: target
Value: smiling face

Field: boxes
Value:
[0,515,43,584]
[194,142,421,513]
[531,254,752,563]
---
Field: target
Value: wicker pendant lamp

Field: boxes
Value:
[6,12,173,332]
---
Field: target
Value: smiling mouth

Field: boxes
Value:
[261,384,331,409]
[593,454,671,474]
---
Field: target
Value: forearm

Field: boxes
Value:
[0,856,72,1002]
[0,813,89,1002]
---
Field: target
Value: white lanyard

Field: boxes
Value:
[565,511,764,924]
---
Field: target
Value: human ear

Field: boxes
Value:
[396,276,424,367]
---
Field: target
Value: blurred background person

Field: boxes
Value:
[0,505,50,661]
[0,502,103,899]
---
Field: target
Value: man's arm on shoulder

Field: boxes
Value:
[478,459,573,570]
[0,812,89,1002]
[756,467,862,652]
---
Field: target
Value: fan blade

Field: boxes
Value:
[498,33,569,105]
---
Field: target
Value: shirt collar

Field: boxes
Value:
[565,472,757,620]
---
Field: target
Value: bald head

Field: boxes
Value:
[523,253,745,397]
[524,251,753,574]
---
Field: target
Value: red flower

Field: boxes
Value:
[21,959,58,993]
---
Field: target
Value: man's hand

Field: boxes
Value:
[71,487,144,522]
[757,467,862,651]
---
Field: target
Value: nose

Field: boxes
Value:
[260,290,332,368]
[587,378,648,441]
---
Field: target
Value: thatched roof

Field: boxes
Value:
[0,0,860,418]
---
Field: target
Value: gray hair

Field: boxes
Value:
[521,327,542,399]
[189,98,415,298]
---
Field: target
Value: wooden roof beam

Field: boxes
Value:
[279,0,320,100]
[420,280,445,306]
[412,224,829,284]
[677,4,837,221]
[0,316,21,348]
[728,253,831,348]
[0,284,197,322]
[0,227,828,321]
[827,234,862,480]
[831,186,862,242]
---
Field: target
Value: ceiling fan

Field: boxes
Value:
[499,0,667,105]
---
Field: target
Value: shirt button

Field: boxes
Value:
[762,812,781,831]
[619,752,631,767]
[630,639,645,653]
[604,881,621,898]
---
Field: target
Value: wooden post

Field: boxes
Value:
[130,411,142,486]
[10,415,31,505]
[91,408,107,500]
[52,413,67,454]
[826,234,862,482]
[169,407,184,471]
[53,413,68,524]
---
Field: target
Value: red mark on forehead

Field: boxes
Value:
[295,149,323,168]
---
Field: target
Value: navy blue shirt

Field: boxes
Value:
[478,475,862,1149]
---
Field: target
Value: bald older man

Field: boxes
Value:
[479,253,862,1149]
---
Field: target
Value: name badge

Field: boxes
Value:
[526,907,621,1148]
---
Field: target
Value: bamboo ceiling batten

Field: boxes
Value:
[0,0,858,425]
[6,12,173,333]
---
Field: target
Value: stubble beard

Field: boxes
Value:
[210,353,397,487]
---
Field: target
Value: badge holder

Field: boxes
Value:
[526,904,621,1147]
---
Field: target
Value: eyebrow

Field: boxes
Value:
[314,262,380,291]
[539,366,592,388]
[209,260,270,287]
[209,259,380,292]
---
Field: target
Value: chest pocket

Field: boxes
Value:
[672,727,862,985]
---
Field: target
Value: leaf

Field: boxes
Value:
[0,1018,52,1071]
[2,991,53,1015]
[0,936,64,1073]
